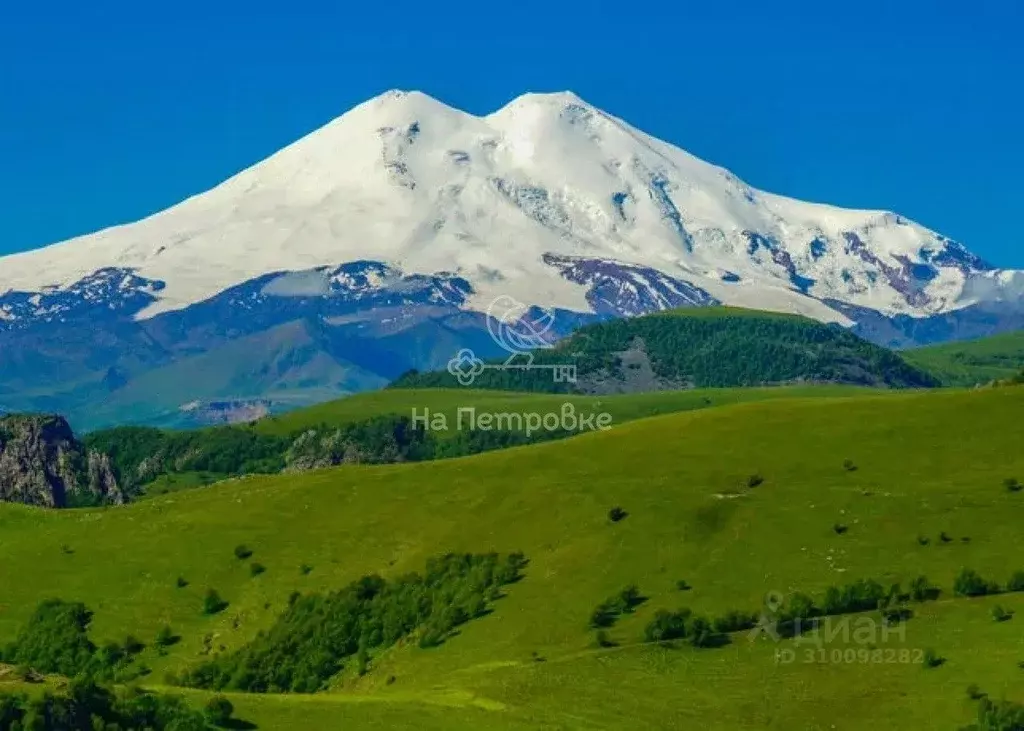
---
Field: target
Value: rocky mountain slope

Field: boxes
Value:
[1,90,1021,427]
[0,414,122,507]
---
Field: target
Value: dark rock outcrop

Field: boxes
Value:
[0,414,123,508]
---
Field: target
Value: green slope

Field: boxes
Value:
[252,384,873,436]
[903,330,1024,386]
[81,385,872,500]
[391,306,939,393]
[3,386,1024,729]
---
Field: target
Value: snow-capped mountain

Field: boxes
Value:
[1,90,1022,427]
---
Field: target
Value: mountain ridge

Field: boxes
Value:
[1,89,1022,425]
[2,88,1020,324]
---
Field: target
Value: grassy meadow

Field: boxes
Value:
[3,386,1024,729]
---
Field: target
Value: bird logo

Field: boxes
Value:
[485,295,556,364]
[445,295,560,386]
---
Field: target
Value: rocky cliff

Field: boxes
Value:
[0,414,123,507]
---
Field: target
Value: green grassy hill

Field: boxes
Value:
[391,306,940,393]
[80,385,871,500]
[903,330,1024,386]
[3,386,1024,729]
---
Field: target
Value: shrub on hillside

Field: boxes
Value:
[0,679,213,730]
[966,697,1024,731]
[922,648,945,668]
[202,589,228,615]
[1007,571,1024,593]
[643,609,692,643]
[0,600,147,682]
[204,695,235,726]
[712,610,758,634]
[992,605,1014,623]
[0,599,97,677]
[233,545,253,560]
[954,568,1000,597]
[589,585,646,629]
[608,506,628,523]
[155,625,178,648]
[909,575,940,602]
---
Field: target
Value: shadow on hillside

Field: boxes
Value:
[221,720,258,730]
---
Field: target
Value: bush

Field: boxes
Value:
[234,544,253,560]
[954,568,1000,598]
[1,599,97,677]
[176,576,189,588]
[123,634,145,655]
[250,562,267,577]
[155,625,178,648]
[643,609,692,642]
[992,605,1014,622]
[1005,477,1022,492]
[687,617,722,648]
[608,506,628,523]
[746,474,764,488]
[922,648,944,668]
[832,523,848,535]
[590,585,646,628]
[842,459,858,472]
[0,679,213,730]
[675,579,692,591]
[970,698,1024,730]
[966,683,987,700]
[300,563,313,575]
[594,630,617,648]
[205,694,235,726]
[589,602,618,629]
[712,610,758,634]
[909,575,940,602]
[881,606,913,625]
[1007,571,1024,593]
[203,589,229,615]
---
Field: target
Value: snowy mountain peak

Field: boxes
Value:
[0,89,1019,329]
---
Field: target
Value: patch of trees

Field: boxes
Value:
[176,551,528,693]
[954,568,1002,598]
[589,585,645,628]
[83,425,290,495]
[0,600,145,682]
[84,414,582,501]
[643,609,722,648]
[389,309,940,392]
[0,680,224,731]
[961,695,1024,730]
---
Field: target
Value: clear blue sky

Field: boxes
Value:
[2,0,1022,265]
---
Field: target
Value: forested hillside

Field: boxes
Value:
[392,307,940,393]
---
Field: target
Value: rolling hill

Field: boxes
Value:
[3,385,1024,729]
[392,306,941,393]
[73,385,870,502]
[904,330,1024,386]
